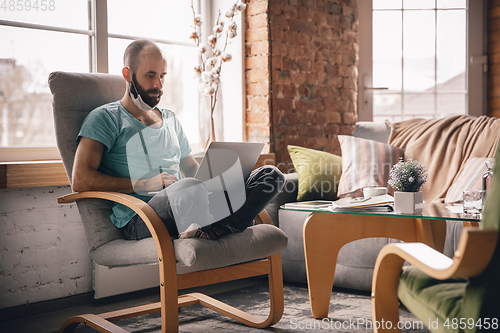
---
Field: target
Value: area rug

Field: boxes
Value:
[74,282,430,332]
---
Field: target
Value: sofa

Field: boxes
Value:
[265,116,500,290]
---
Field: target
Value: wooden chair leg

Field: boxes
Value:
[181,253,284,328]
[59,314,129,333]
[372,250,405,333]
[59,254,284,332]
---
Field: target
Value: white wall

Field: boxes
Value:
[0,186,92,309]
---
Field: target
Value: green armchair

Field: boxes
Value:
[371,145,500,333]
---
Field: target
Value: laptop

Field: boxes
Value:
[194,141,265,192]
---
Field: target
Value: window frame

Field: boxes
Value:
[357,0,487,122]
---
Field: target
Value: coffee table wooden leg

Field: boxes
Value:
[415,218,435,248]
[303,212,441,319]
[303,213,341,319]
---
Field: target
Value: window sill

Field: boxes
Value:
[0,153,276,189]
[0,160,69,189]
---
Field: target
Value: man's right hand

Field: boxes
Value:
[134,172,178,193]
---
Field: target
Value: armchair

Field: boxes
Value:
[48,71,288,333]
[371,146,500,333]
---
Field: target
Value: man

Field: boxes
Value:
[73,39,284,240]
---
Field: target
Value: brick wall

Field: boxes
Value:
[0,186,92,309]
[488,0,500,118]
[245,0,359,170]
[245,0,272,153]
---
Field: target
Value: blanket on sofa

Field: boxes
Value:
[388,115,500,203]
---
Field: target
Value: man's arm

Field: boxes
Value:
[72,137,177,193]
[179,154,199,178]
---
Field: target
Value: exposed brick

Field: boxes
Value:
[247,82,269,96]
[269,0,283,16]
[246,28,269,42]
[298,84,311,98]
[247,1,268,16]
[289,20,316,34]
[282,84,297,98]
[247,123,270,139]
[248,95,270,111]
[325,123,340,135]
[290,72,308,85]
[298,59,312,72]
[249,40,269,55]
[270,15,289,31]
[248,13,268,29]
[246,110,270,124]
[342,111,357,125]
[271,28,283,42]
[316,111,327,124]
[282,110,300,125]
[245,0,359,166]
[246,55,269,69]
[247,68,269,83]
[324,98,348,112]
[273,97,294,111]
[282,57,297,71]
[273,69,290,81]
[326,111,342,123]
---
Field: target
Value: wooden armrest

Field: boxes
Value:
[378,227,498,280]
[58,191,175,264]
[254,209,273,225]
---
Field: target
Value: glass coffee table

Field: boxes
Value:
[281,203,481,319]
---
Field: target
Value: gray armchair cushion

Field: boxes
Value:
[90,224,288,271]
[49,71,127,251]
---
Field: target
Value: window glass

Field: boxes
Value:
[373,10,402,91]
[0,0,88,30]
[437,10,466,90]
[437,0,466,9]
[107,0,194,43]
[0,26,89,147]
[373,0,401,10]
[403,10,435,92]
[373,93,402,123]
[403,0,434,10]
[373,4,467,121]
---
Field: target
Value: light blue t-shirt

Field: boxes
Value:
[77,101,192,228]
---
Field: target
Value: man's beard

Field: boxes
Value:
[130,73,163,108]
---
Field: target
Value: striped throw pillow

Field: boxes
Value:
[445,157,495,203]
[337,135,405,197]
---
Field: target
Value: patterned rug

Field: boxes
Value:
[73,282,430,332]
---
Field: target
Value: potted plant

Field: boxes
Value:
[388,157,428,214]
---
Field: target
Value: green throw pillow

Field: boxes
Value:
[287,145,342,201]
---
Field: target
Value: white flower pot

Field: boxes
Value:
[394,191,423,214]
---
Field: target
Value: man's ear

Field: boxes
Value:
[122,67,132,83]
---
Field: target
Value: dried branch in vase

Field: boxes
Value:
[189,0,246,149]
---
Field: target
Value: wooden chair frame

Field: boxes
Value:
[371,226,498,333]
[58,191,284,333]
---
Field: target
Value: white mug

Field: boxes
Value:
[363,187,387,198]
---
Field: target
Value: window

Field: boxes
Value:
[0,0,244,161]
[0,0,90,160]
[358,0,486,122]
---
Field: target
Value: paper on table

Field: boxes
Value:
[446,205,464,214]
[333,194,394,208]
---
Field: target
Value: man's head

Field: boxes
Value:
[122,40,167,110]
